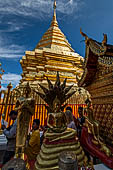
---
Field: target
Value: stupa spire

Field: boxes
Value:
[51,0,58,27]
[53,0,56,20]
[35,0,75,52]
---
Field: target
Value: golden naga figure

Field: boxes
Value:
[15,82,35,159]
[34,72,87,170]
[34,72,74,133]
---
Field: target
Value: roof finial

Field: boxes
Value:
[51,0,58,27]
[53,0,56,19]
[102,33,107,46]
[54,0,56,9]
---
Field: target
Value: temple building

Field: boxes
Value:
[19,0,84,89]
[79,30,113,146]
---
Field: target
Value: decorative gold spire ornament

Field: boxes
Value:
[53,0,56,15]
[53,0,56,19]
[51,0,58,27]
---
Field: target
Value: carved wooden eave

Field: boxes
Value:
[78,41,99,87]
[79,32,113,145]
[78,31,113,87]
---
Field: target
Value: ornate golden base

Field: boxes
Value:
[35,128,87,170]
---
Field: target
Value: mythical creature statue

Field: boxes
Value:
[34,72,87,170]
[15,82,35,159]
[34,71,75,133]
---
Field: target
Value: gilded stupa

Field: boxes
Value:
[19,0,84,89]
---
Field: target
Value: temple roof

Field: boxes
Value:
[35,0,74,52]
[78,30,113,87]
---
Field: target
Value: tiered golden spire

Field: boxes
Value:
[20,0,84,89]
[36,0,74,51]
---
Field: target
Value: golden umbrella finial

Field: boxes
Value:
[51,0,58,27]
[54,0,56,9]
[53,0,56,18]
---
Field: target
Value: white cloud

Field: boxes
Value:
[0,23,24,33]
[0,54,23,58]
[0,0,84,19]
[0,0,84,58]
[1,73,21,89]
[0,45,25,58]
[57,0,78,15]
[0,35,25,58]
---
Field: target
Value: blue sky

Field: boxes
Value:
[0,0,113,89]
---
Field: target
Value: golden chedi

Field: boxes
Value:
[19,0,84,89]
[34,72,87,170]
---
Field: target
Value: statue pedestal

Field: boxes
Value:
[0,134,7,164]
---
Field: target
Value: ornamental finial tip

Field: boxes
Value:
[53,0,57,21]
[51,0,58,27]
[54,0,56,9]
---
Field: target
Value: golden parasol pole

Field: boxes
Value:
[2,82,12,124]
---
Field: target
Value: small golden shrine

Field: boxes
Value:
[79,30,113,145]
[19,0,84,89]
